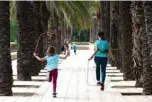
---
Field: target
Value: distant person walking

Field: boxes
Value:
[65,44,70,56]
[72,44,77,55]
[88,31,114,91]
[61,39,69,55]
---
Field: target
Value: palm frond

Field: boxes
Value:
[45,1,99,30]
[10,1,16,21]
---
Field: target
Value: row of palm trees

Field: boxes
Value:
[93,1,152,95]
[0,1,96,96]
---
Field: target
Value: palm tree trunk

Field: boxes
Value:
[131,1,144,87]
[40,2,50,56]
[90,17,97,43]
[0,1,13,96]
[16,1,32,81]
[70,27,73,43]
[89,28,93,43]
[27,2,39,76]
[100,1,110,40]
[64,21,67,40]
[61,21,65,47]
[110,1,119,67]
[104,1,110,41]
[47,11,56,48]
[117,2,123,72]
[100,1,105,31]
[143,1,152,95]
[55,15,61,54]
[67,26,73,43]
[119,1,135,80]
[33,1,45,70]
[56,27,61,54]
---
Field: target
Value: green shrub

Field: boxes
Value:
[10,20,17,42]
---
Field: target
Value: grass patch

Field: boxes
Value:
[72,42,89,45]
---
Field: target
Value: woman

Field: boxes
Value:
[88,31,114,91]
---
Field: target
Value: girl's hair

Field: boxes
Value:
[98,31,105,40]
[46,46,56,56]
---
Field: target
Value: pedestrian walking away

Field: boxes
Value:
[88,31,114,91]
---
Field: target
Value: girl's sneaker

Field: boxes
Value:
[52,93,57,98]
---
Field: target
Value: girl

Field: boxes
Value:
[34,46,68,97]
[88,31,114,91]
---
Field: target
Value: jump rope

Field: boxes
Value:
[34,31,67,54]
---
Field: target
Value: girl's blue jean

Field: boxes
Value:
[94,56,108,83]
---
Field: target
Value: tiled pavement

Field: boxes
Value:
[0,50,152,102]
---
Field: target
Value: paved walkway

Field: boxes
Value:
[0,50,152,102]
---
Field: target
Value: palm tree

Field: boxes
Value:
[143,1,152,95]
[119,1,134,80]
[16,1,50,80]
[67,26,73,43]
[0,1,13,96]
[131,1,144,87]
[16,1,32,81]
[27,2,40,76]
[104,1,110,41]
[88,1,100,43]
[110,1,119,67]
[90,14,98,43]
[32,1,45,70]
[45,1,92,50]
[116,1,123,72]
[39,1,50,57]
[100,1,105,31]
[100,1,110,40]
[55,21,62,54]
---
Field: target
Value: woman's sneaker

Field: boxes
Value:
[52,93,57,98]
[97,81,101,86]
[100,83,104,91]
